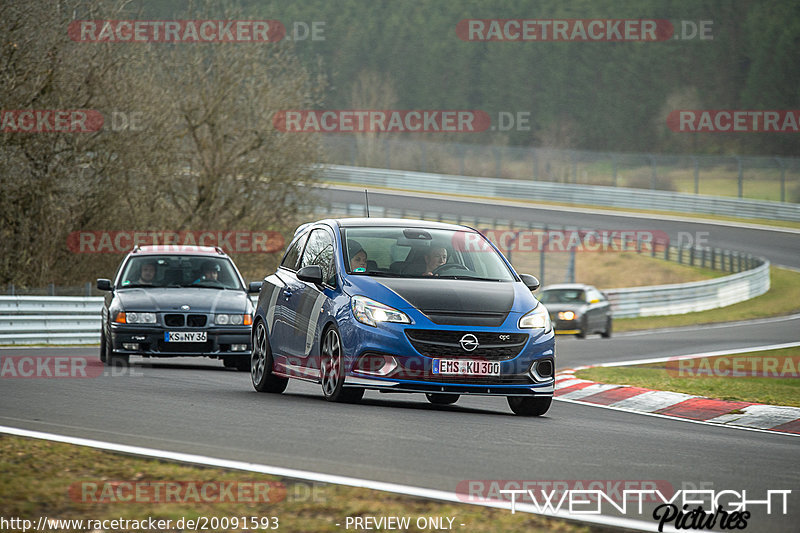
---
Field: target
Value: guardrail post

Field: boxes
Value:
[532,149,538,181]
[493,147,502,178]
[737,157,743,198]
[611,154,618,187]
[571,151,577,183]
[678,246,683,264]
[737,252,742,272]
[711,248,717,269]
[702,248,707,268]
[85,282,92,296]
[690,247,695,266]
[48,283,55,296]
[384,139,391,170]
[649,154,657,190]
[539,225,547,286]
[692,156,699,194]
[8,283,14,296]
[776,157,786,202]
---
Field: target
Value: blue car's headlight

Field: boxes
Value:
[351,295,411,327]
[518,303,552,332]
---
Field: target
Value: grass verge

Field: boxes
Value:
[0,435,600,533]
[575,347,800,407]
[615,267,800,332]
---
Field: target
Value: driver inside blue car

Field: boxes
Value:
[423,246,447,276]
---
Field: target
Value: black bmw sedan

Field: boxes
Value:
[97,245,261,370]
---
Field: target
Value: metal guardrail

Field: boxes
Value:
[0,296,103,345]
[605,260,770,319]
[0,254,770,344]
[0,296,261,345]
[322,165,800,222]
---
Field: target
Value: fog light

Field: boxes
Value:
[354,353,398,376]
[122,343,140,351]
[530,359,554,382]
[231,344,248,352]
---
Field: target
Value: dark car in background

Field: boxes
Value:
[537,283,612,338]
[97,245,261,370]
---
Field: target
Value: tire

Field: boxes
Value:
[576,317,587,339]
[103,335,129,367]
[507,396,552,416]
[320,326,364,403]
[425,393,460,405]
[601,316,613,338]
[251,321,288,393]
[224,356,250,371]
[99,330,107,363]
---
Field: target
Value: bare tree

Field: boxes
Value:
[0,0,326,287]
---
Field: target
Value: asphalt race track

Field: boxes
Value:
[2,191,799,531]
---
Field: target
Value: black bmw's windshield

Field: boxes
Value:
[118,256,243,290]
[341,226,515,281]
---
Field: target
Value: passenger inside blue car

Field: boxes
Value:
[348,241,368,272]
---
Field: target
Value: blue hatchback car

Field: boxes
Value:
[250,218,555,416]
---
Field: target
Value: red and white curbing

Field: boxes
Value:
[555,369,800,436]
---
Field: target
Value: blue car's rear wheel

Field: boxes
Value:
[507,396,552,416]
[320,326,363,403]
[251,321,288,393]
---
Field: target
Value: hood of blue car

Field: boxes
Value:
[115,288,248,314]
[346,276,520,327]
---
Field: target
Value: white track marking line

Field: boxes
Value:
[590,340,800,368]
[0,425,676,533]
[614,312,800,338]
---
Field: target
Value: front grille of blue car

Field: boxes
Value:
[404,329,528,360]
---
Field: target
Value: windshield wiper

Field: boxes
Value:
[435,275,504,281]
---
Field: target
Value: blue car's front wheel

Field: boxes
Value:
[251,321,288,393]
[320,326,364,403]
[507,396,552,416]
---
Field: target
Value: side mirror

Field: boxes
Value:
[296,265,323,285]
[519,274,540,292]
[248,281,263,294]
[97,279,113,291]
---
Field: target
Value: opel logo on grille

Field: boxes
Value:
[459,334,479,352]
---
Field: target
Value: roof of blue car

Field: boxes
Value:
[333,217,471,230]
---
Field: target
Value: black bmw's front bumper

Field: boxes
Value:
[109,324,251,357]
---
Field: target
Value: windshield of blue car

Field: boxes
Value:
[341,227,516,281]
[537,289,587,304]
[118,256,242,290]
